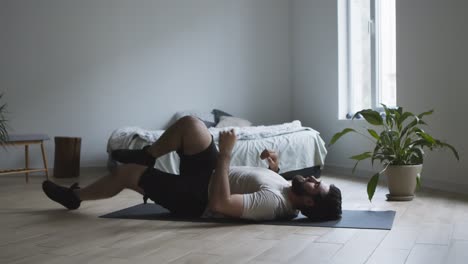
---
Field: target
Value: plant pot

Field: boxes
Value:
[385,164,422,201]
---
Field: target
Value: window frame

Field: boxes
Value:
[342,0,395,119]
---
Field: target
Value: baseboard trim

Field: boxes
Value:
[324,164,468,196]
[323,163,378,180]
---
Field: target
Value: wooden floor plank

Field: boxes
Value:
[365,247,410,264]
[445,240,468,264]
[331,230,388,264]
[405,244,449,264]
[252,234,318,263]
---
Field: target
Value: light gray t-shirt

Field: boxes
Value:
[227,166,298,221]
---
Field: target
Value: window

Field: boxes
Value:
[339,0,397,118]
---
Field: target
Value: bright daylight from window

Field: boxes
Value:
[345,0,396,117]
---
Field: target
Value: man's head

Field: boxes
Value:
[291,175,342,221]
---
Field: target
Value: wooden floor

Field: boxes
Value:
[1,169,468,264]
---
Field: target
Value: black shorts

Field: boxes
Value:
[138,138,218,217]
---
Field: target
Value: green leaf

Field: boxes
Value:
[367,172,381,202]
[0,93,8,145]
[397,107,403,115]
[350,152,373,161]
[352,161,360,174]
[418,109,434,119]
[438,142,460,161]
[350,152,372,173]
[408,147,424,165]
[399,112,413,123]
[401,118,418,138]
[379,131,393,147]
[329,128,356,146]
[416,129,436,145]
[354,109,383,126]
[412,139,432,148]
[371,144,382,166]
[412,147,425,162]
[416,174,421,190]
[367,129,379,140]
[398,112,414,131]
[381,104,392,126]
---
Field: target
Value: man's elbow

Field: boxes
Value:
[208,196,244,218]
[208,198,236,215]
[208,200,226,214]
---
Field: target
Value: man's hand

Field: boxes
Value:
[219,129,237,156]
[260,149,279,172]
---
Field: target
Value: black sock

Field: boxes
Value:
[42,181,81,210]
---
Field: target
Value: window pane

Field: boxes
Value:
[377,0,396,107]
[348,0,372,113]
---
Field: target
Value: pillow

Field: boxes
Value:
[212,109,233,124]
[215,116,252,128]
[201,120,216,128]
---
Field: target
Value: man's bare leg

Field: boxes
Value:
[76,164,146,201]
[42,164,147,209]
[43,116,212,209]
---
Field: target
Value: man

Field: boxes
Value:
[43,116,342,221]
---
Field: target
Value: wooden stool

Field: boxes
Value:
[0,134,50,183]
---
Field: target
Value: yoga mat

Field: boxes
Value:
[100,203,395,230]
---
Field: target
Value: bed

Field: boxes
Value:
[106,112,327,180]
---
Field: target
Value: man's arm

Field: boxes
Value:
[208,130,244,218]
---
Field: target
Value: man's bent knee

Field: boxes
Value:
[180,117,212,155]
[178,115,204,128]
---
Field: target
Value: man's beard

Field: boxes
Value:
[291,175,307,196]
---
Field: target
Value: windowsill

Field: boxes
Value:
[340,108,387,120]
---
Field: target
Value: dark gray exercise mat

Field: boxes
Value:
[100,203,396,230]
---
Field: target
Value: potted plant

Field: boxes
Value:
[0,93,8,144]
[329,105,459,201]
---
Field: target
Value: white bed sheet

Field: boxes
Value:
[126,129,327,175]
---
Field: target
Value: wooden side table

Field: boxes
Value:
[0,134,50,182]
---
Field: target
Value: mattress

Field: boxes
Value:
[112,129,327,175]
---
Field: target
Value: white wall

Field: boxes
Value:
[395,0,468,193]
[291,0,353,169]
[0,0,291,169]
[291,0,468,194]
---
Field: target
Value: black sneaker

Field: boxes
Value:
[42,181,81,210]
[111,145,155,167]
